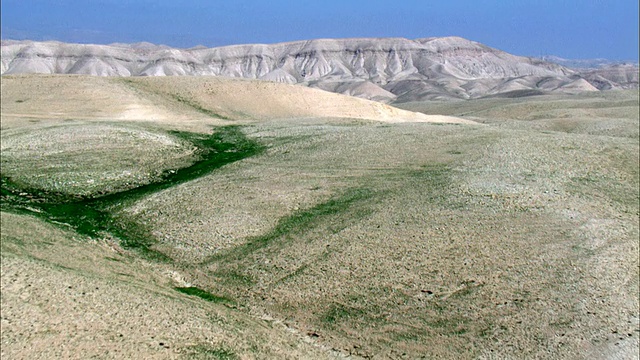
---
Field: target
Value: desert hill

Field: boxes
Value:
[577,64,640,90]
[0,74,471,132]
[4,36,634,101]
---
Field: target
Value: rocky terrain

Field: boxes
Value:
[3,37,637,102]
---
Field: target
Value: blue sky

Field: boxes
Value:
[1,0,638,60]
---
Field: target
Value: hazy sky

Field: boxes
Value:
[1,0,638,60]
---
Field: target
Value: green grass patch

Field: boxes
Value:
[175,286,235,304]
[0,126,264,262]
[206,187,374,264]
[394,331,422,342]
[212,269,256,287]
[120,78,232,119]
[571,244,596,257]
[184,345,238,360]
[568,173,639,211]
[93,126,264,206]
[570,176,597,184]
[409,163,451,187]
[427,317,470,335]
[170,93,231,120]
[0,234,25,249]
[205,187,375,288]
[321,303,366,325]
[403,163,465,208]
[320,294,387,330]
[272,263,309,285]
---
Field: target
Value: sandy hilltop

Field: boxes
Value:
[2,37,638,102]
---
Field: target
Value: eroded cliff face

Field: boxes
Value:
[578,64,639,90]
[3,36,631,101]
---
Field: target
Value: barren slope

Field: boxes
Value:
[125,75,470,123]
[578,64,640,90]
[0,74,213,131]
[1,37,617,101]
[0,74,469,131]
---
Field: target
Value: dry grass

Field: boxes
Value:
[1,75,638,359]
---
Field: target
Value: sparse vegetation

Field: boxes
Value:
[1,75,637,359]
[174,286,234,305]
[170,93,232,120]
[184,345,238,360]
[1,125,264,261]
[321,302,366,325]
[207,187,374,262]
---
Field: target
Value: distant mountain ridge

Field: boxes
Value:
[2,37,638,102]
[539,55,639,69]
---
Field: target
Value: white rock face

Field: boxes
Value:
[2,37,632,101]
